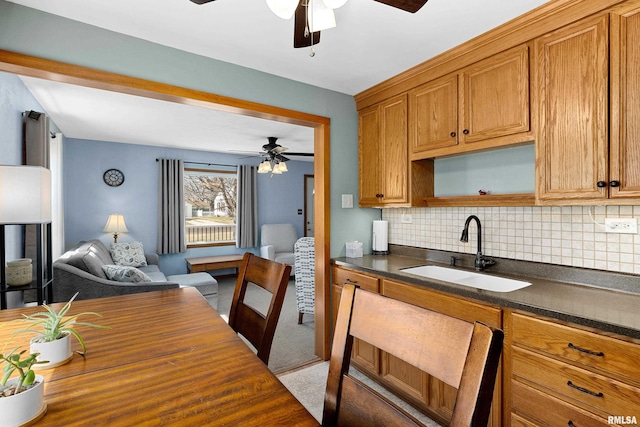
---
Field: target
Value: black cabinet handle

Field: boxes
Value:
[462,129,469,135]
[567,381,603,397]
[568,342,604,357]
[610,180,620,187]
[345,279,358,285]
[597,181,607,188]
[450,131,456,137]
[568,421,576,427]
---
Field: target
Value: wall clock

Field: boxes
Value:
[103,169,125,187]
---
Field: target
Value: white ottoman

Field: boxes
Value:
[167,272,218,310]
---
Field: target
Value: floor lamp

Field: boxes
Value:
[0,165,52,309]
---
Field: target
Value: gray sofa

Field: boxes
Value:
[53,239,217,308]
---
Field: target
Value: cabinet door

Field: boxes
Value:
[381,279,502,427]
[610,4,640,198]
[535,14,609,201]
[332,267,380,375]
[409,73,458,155]
[358,104,381,206]
[380,94,408,204]
[461,44,530,145]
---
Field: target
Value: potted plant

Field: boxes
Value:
[16,292,107,368]
[0,348,47,426]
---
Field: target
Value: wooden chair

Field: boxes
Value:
[323,284,504,427]
[228,252,291,365]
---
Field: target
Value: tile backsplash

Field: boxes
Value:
[382,205,640,275]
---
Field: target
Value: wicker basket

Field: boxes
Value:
[6,258,32,286]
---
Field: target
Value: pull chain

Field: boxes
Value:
[305,0,315,57]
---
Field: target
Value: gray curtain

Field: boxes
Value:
[236,165,258,248]
[24,110,50,168]
[157,159,186,254]
[23,111,50,292]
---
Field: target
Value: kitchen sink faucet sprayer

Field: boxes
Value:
[460,215,496,271]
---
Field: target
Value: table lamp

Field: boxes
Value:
[103,214,128,243]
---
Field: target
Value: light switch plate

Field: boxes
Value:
[341,194,353,209]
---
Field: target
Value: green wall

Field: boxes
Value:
[0,0,380,257]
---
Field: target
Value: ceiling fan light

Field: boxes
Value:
[322,0,348,9]
[258,160,272,173]
[272,163,284,174]
[277,162,288,172]
[310,0,336,32]
[265,0,298,19]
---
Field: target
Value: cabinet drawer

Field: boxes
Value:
[332,267,379,292]
[510,412,538,427]
[381,279,501,327]
[512,313,640,384]
[512,347,640,417]
[512,380,613,427]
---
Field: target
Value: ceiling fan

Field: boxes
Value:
[233,137,313,174]
[189,0,429,49]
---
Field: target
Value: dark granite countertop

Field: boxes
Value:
[332,249,640,340]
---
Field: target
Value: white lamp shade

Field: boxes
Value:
[275,162,288,172]
[322,0,348,9]
[265,0,298,19]
[310,0,336,32]
[0,165,52,224]
[103,214,129,233]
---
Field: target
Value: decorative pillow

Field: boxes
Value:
[102,265,152,283]
[110,241,148,267]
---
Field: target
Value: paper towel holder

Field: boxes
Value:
[372,220,389,255]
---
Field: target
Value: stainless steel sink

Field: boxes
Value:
[400,265,531,292]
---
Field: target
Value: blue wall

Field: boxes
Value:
[0,0,380,260]
[64,138,312,274]
[0,72,48,260]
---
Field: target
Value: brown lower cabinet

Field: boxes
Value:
[508,311,640,426]
[332,266,640,425]
[331,266,502,426]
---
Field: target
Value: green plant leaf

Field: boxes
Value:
[22,369,35,387]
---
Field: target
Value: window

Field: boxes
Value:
[184,168,237,247]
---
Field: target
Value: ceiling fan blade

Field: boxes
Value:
[294,1,321,48]
[373,0,429,13]
[285,152,314,156]
[189,0,217,4]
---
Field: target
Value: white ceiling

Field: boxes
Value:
[8,0,549,156]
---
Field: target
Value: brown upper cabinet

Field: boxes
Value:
[610,3,640,199]
[409,44,532,160]
[535,14,609,202]
[359,94,412,207]
[537,8,640,203]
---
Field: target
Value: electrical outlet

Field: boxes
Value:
[604,217,638,234]
[401,214,412,224]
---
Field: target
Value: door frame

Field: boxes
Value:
[0,49,332,359]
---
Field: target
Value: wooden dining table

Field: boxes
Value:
[0,287,320,426]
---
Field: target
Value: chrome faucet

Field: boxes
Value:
[460,215,496,271]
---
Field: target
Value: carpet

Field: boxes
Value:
[216,276,319,373]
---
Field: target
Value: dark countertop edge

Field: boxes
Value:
[331,256,640,341]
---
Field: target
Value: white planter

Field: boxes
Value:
[0,374,46,427]
[30,333,73,369]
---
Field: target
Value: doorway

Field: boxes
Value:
[0,50,332,359]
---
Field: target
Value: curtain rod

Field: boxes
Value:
[155,158,238,168]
